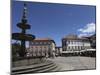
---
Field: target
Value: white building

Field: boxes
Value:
[28,38,56,58]
[62,34,91,55]
[55,47,62,56]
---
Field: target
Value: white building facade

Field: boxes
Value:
[55,47,62,56]
[28,38,56,58]
[62,34,91,55]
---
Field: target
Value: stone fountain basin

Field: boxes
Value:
[12,33,35,41]
[17,23,30,29]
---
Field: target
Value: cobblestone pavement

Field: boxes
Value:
[48,56,96,71]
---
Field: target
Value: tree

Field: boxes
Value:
[12,43,21,61]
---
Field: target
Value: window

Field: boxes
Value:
[63,47,66,51]
[66,41,69,45]
[40,42,42,44]
[44,42,46,44]
[69,46,70,50]
[69,41,70,44]
[48,42,50,44]
[35,42,38,45]
[32,42,34,44]
[67,46,69,50]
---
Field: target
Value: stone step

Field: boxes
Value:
[12,60,52,72]
[12,63,54,74]
[50,64,62,72]
[23,63,57,74]
[36,63,58,73]
[12,60,59,74]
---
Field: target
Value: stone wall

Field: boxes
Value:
[12,58,45,67]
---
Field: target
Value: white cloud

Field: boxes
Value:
[78,23,96,37]
[78,23,95,33]
[78,33,94,37]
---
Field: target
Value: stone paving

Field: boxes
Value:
[48,56,96,71]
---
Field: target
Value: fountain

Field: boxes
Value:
[12,3,35,57]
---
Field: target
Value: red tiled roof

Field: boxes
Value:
[34,38,52,41]
[32,38,56,44]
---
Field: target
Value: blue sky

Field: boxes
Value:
[12,1,96,46]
